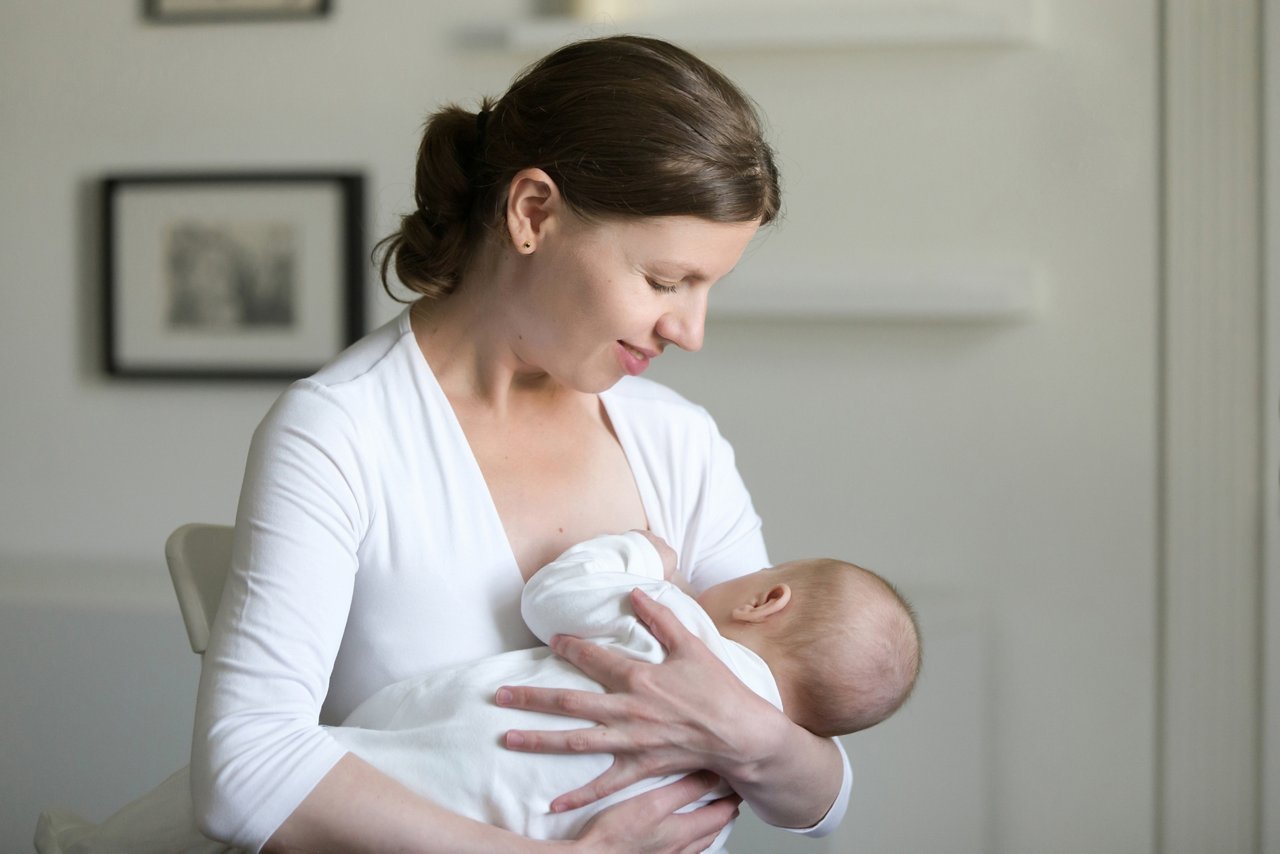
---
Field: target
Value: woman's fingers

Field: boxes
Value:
[639,771,726,816]
[573,773,738,853]
[500,635,656,699]
[677,803,740,854]
[548,633,641,686]
[667,793,741,851]
[680,830,725,854]
[549,756,653,812]
[629,588,699,656]
[495,681,620,721]
[501,722,617,754]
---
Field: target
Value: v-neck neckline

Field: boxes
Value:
[399,309,662,583]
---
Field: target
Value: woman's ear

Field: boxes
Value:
[730,583,792,624]
[506,167,561,253]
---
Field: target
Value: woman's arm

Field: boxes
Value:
[498,587,844,830]
[264,753,740,854]
[264,754,544,853]
[192,383,366,847]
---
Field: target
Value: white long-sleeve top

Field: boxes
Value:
[331,532,773,848]
[191,309,851,851]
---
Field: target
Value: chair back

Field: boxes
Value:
[164,523,234,654]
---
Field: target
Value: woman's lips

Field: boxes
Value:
[616,341,655,376]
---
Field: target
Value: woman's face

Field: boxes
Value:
[512,214,759,393]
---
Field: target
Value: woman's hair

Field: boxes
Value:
[376,34,781,302]
[774,560,921,738]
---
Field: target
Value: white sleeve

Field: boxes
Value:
[520,532,672,648]
[190,382,363,852]
[678,411,769,594]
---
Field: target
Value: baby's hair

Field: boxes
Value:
[774,560,921,738]
[375,34,780,302]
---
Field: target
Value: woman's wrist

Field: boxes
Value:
[720,709,842,829]
[713,693,791,785]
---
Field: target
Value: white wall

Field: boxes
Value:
[1,1,1164,851]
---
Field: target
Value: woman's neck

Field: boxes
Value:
[409,279,566,415]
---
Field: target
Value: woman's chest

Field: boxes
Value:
[460,401,649,580]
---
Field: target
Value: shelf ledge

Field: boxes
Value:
[460,4,1041,51]
[709,268,1044,321]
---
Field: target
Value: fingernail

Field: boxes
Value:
[506,731,525,747]
[496,688,512,706]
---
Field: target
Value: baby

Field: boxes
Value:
[34,531,918,854]
[331,530,921,848]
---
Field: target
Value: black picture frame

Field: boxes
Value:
[103,172,364,380]
[143,0,331,24]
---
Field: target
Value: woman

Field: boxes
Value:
[191,35,851,853]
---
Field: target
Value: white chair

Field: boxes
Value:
[164,523,234,654]
[33,524,237,852]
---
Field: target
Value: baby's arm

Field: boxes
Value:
[520,532,709,652]
[629,530,678,580]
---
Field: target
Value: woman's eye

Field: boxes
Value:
[648,279,679,294]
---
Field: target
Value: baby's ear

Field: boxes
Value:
[731,583,792,624]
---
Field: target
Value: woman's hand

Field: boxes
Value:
[497,587,787,813]
[568,771,740,854]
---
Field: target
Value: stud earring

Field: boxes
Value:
[522,241,532,251]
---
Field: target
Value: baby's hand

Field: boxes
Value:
[631,529,677,580]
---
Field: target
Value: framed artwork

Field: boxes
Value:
[143,0,331,24]
[103,172,364,379]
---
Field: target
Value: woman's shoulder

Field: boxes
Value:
[307,310,414,390]
[260,310,419,433]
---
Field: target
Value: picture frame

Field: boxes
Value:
[143,0,331,24]
[103,172,364,379]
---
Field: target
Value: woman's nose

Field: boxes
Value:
[656,293,707,353]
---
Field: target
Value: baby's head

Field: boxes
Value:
[696,559,920,738]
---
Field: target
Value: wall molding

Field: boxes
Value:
[1263,1,1279,851]
[1160,1,1264,852]
[710,267,1044,322]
